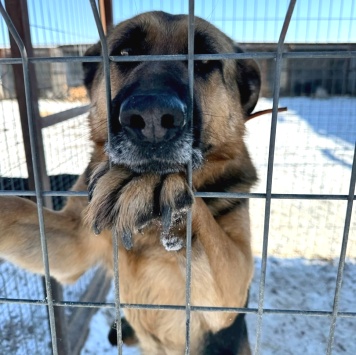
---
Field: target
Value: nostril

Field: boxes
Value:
[161,114,175,129]
[130,114,145,130]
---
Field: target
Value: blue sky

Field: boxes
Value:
[0,0,355,47]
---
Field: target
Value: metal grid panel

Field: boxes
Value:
[0,0,355,354]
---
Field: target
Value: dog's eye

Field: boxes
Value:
[195,60,209,66]
[110,47,133,57]
[194,60,220,76]
[120,48,131,56]
[112,46,142,74]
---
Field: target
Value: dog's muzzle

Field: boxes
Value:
[107,87,203,174]
[119,93,187,143]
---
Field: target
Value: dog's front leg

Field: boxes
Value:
[177,196,253,355]
[190,197,253,307]
[155,174,253,312]
[0,195,111,284]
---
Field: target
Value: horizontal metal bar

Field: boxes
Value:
[1,297,356,318]
[41,105,90,128]
[195,192,353,200]
[0,56,103,64]
[1,189,354,200]
[0,190,88,197]
[0,50,355,66]
[110,54,187,62]
[283,51,356,59]
[108,51,356,60]
[109,52,277,61]
[0,53,272,64]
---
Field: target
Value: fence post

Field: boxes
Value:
[4,0,69,353]
[99,0,113,34]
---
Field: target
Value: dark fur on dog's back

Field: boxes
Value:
[0,11,260,354]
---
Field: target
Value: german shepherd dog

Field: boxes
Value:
[0,11,260,355]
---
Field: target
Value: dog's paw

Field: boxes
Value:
[86,164,194,250]
[86,162,131,236]
[86,162,159,249]
[159,174,194,251]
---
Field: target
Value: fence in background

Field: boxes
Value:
[0,0,355,354]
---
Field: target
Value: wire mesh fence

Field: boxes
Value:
[0,0,355,354]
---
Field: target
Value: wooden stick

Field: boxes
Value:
[246,107,288,121]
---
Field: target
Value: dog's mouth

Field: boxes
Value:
[106,132,203,174]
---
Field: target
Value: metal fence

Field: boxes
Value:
[0,0,355,354]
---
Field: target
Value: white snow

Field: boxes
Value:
[0,262,51,354]
[246,97,356,259]
[0,99,91,178]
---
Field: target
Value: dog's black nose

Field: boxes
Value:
[119,94,187,143]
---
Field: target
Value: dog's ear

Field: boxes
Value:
[234,46,261,116]
[83,42,101,92]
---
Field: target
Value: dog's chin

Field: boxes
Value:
[118,159,188,174]
[106,134,203,175]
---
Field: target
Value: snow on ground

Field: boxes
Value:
[0,262,51,355]
[1,97,356,354]
[0,99,91,178]
[247,97,356,259]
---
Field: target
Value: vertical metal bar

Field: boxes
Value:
[4,1,69,352]
[253,1,296,354]
[4,0,51,202]
[326,143,356,354]
[0,3,59,355]
[185,0,195,354]
[89,0,112,152]
[88,2,123,355]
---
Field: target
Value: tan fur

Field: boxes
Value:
[0,11,260,354]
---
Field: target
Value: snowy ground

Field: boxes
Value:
[247,97,356,260]
[0,99,91,178]
[0,97,355,354]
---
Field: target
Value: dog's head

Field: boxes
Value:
[83,11,260,174]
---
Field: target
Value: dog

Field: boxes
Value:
[0,11,260,354]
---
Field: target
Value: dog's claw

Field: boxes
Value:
[88,176,99,202]
[161,206,173,235]
[93,221,101,235]
[160,206,185,251]
[88,162,110,202]
[88,185,94,202]
[112,228,132,250]
[161,233,184,251]
[122,230,133,250]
